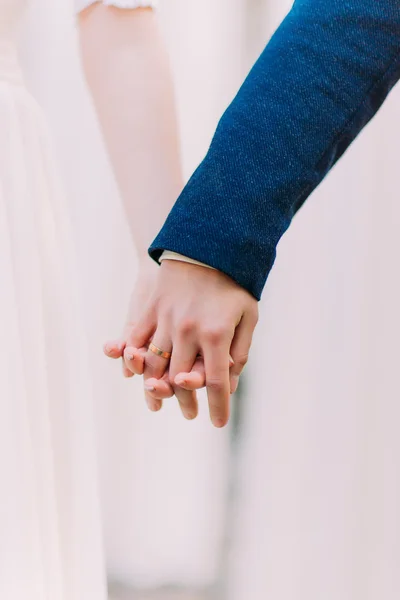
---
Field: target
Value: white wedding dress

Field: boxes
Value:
[0,1,106,598]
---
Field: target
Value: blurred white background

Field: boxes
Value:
[20,1,400,599]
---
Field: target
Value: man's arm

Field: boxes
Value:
[149,0,400,300]
[130,0,400,428]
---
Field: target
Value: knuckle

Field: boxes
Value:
[177,317,197,337]
[202,326,229,344]
[206,378,225,392]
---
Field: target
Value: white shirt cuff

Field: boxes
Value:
[159,251,216,271]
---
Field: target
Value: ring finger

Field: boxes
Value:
[143,330,173,412]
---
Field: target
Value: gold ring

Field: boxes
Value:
[148,342,172,360]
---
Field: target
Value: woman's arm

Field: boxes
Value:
[78,4,183,267]
[77,3,211,402]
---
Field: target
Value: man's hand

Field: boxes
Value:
[126,260,259,427]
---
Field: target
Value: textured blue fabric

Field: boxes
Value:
[149,0,400,300]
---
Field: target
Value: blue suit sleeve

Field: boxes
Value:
[149,0,400,300]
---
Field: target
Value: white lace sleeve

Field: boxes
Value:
[75,0,157,14]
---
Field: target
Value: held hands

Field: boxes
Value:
[104,265,209,410]
[104,260,258,427]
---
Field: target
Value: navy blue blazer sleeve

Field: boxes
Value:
[149,0,400,300]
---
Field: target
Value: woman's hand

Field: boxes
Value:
[103,265,157,377]
[103,265,211,417]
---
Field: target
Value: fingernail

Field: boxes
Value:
[229,357,235,367]
[145,384,155,392]
[125,353,134,361]
[213,417,226,428]
[175,376,186,387]
[185,413,196,420]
